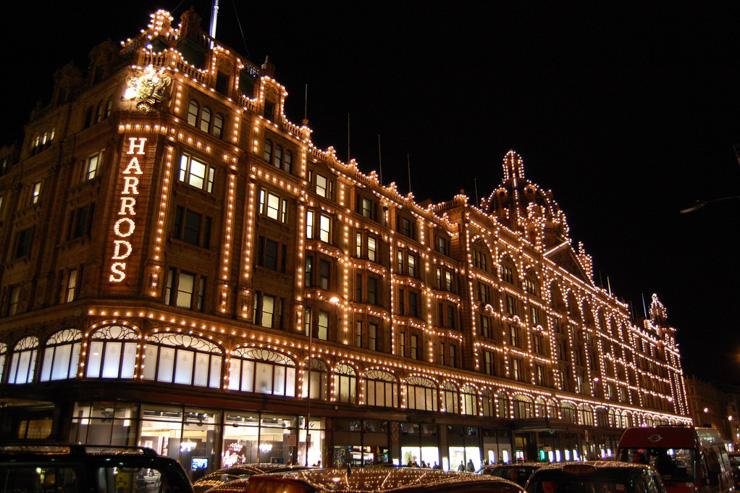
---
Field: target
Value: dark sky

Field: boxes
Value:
[2,2,738,385]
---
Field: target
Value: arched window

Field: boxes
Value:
[495,391,509,418]
[333,364,357,404]
[596,408,609,427]
[535,397,547,417]
[546,399,559,419]
[364,369,398,408]
[8,336,38,384]
[578,404,594,426]
[481,389,494,417]
[560,402,577,423]
[550,282,565,311]
[96,101,105,123]
[500,257,518,285]
[302,359,328,400]
[404,376,438,411]
[523,271,540,297]
[40,329,82,381]
[0,343,7,381]
[187,100,199,126]
[86,325,138,379]
[228,347,295,397]
[513,395,534,419]
[442,381,459,413]
[104,98,112,118]
[142,333,222,388]
[199,107,211,133]
[212,113,224,138]
[461,384,478,415]
[472,241,490,272]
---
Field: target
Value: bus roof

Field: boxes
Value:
[618,426,698,449]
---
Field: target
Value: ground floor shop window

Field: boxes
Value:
[297,418,325,467]
[401,446,439,469]
[332,419,391,467]
[222,412,298,466]
[138,405,220,481]
[70,402,137,446]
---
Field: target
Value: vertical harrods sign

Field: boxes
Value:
[106,136,156,287]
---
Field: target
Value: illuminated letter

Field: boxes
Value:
[127,137,147,155]
[112,240,132,260]
[118,197,137,216]
[114,217,136,237]
[122,176,139,195]
[109,262,127,282]
[122,156,143,175]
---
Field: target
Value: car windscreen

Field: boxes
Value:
[490,468,536,486]
[618,448,695,482]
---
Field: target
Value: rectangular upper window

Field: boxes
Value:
[258,189,289,223]
[179,153,215,193]
[397,214,416,240]
[62,269,78,303]
[14,227,34,259]
[68,203,95,241]
[84,151,103,181]
[31,181,42,205]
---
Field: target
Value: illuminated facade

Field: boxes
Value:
[0,9,690,476]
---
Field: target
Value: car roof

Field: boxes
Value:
[530,461,654,480]
[487,463,544,469]
[0,444,171,463]
[245,468,525,492]
[618,426,698,449]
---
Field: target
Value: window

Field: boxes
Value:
[31,181,41,205]
[319,213,331,242]
[14,227,34,259]
[408,291,419,318]
[511,358,523,381]
[513,395,534,418]
[397,249,418,277]
[477,281,491,304]
[62,269,78,303]
[508,325,519,347]
[257,236,282,272]
[315,174,332,199]
[368,323,378,351]
[306,210,314,238]
[253,292,282,329]
[7,285,20,316]
[187,100,199,126]
[264,101,276,120]
[302,359,328,400]
[263,138,273,162]
[333,364,357,404]
[443,382,459,413]
[258,189,289,223]
[273,144,283,168]
[436,235,450,255]
[461,385,477,415]
[404,376,437,411]
[317,311,329,340]
[68,203,95,240]
[304,257,313,287]
[364,370,397,408]
[228,347,296,396]
[533,333,545,355]
[473,248,488,271]
[165,269,203,310]
[173,206,211,248]
[534,364,545,386]
[84,151,102,181]
[501,264,514,284]
[319,259,331,289]
[435,267,455,292]
[356,194,377,220]
[355,320,363,347]
[524,277,539,296]
[179,153,215,193]
[367,276,379,305]
[397,214,416,239]
[449,344,457,368]
[410,334,419,360]
[407,253,416,277]
[506,294,517,316]
[199,107,211,132]
[86,326,138,379]
[212,113,224,138]
[355,231,379,262]
[530,305,540,325]
[142,333,222,388]
[483,351,494,375]
[8,336,39,384]
[480,315,492,338]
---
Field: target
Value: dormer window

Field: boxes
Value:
[397,213,416,240]
[264,100,276,121]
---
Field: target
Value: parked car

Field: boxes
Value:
[482,463,545,487]
[525,461,666,493]
[617,426,735,493]
[192,463,308,493]
[728,452,740,489]
[0,444,192,492]
[209,467,525,492]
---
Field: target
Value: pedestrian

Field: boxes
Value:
[466,459,475,472]
[458,460,465,472]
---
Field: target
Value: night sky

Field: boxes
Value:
[2,2,738,384]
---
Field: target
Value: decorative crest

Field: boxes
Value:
[649,293,668,324]
[123,65,172,112]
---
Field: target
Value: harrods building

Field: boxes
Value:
[0,9,691,477]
